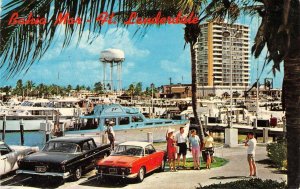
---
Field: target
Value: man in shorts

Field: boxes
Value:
[106,121,115,151]
[245,132,257,176]
[175,127,188,169]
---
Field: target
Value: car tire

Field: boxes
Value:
[136,167,145,182]
[72,167,82,181]
[159,159,165,172]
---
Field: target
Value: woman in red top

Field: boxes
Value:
[166,128,177,171]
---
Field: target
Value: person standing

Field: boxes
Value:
[245,132,257,176]
[189,129,201,170]
[175,127,188,169]
[106,121,115,151]
[166,129,177,172]
[204,131,214,169]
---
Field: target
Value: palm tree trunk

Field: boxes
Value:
[189,42,204,142]
[184,23,204,142]
[284,57,300,189]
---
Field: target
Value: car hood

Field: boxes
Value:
[98,155,140,167]
[21,151,79,164]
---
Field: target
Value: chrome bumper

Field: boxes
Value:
[97,171,137,179]
[16,170,71,179]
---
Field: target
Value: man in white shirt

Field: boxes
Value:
[106,121,115,150]
[245,132,257,176]
[175,127,188,168]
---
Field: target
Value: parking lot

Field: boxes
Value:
[0,145,287,189]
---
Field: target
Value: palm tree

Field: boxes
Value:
[94,82,104,94]
[127,83,136,101]
[1,1,300,187]
[134,82,143,96]
[0,0,205,140]
[25,80,35,97]
[14,79,23,96]
[202,1,300,188]
[36,83,46,98]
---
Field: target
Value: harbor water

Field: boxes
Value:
[0,131,45,148]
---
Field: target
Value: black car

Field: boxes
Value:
[17,137,110,181]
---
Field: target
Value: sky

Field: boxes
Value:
[0,3,284,90]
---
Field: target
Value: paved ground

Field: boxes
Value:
[0,144,287,189]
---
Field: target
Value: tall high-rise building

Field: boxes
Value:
[195,22,250,95]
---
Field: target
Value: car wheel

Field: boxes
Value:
[72,167,82,181]
[136,167,145,182]
[159,159,165,172]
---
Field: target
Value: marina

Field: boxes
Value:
[0,94,286,145]
[1,1,296,186]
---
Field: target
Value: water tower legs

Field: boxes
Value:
[103,63,106,90]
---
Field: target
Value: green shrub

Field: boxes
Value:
[197,178,287,189]
[266,140,287,169]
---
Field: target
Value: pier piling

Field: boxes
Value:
[2,115,6,141]
[204,115,208,131]
[263,128,269,143]
[147,132,153,143]
[20,119,25,145]
[236,110,240,123]
[102,133,108,144]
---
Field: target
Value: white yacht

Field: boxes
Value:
[0,98,86,132]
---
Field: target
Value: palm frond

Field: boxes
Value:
[1,0,203,77]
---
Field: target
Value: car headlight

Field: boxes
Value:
[125,168,131,174]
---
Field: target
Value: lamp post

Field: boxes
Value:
[222,28,242,128]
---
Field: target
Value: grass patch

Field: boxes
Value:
[197,178,287,189]
[166,157,228,170]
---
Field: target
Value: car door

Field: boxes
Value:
[0,143,13,175]
[87,140,98,166]
[145,145,158,171]
[148,145,162,169]
[82,141,92,169]
[82,140,97,170]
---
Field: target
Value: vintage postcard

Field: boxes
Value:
[0,0,296,189]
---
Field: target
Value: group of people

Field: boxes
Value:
[166,127,215,171]
[105,121,257,177]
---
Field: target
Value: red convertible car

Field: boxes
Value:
[96,141,165,182]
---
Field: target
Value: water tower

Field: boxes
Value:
[100,49,125,92]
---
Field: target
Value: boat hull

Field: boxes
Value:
[65,122,188,143]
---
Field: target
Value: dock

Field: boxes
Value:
[205,123,285,138]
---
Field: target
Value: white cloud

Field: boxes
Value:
[41,27,150,61]
[122,61,135,74]
[159,49,191,83]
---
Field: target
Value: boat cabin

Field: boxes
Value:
[67,104,184,132]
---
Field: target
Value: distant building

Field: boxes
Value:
[195,22,250,96]
[160,84,192,98]
[71,90,96,98]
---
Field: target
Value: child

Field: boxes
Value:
[166,129,177,171]
[189,129,201,170]
[204,131,214,169]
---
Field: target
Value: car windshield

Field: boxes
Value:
[112,145,143,156]
[42,142,80,153]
